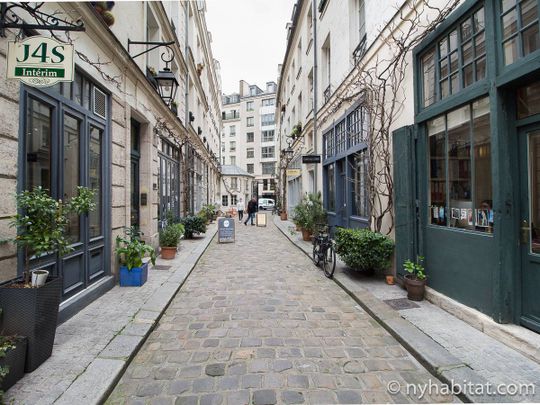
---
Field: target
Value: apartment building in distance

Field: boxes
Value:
[221,80,278,207]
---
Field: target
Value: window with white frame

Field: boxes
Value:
[262,98,275,107]
[261,162,275,175]
[247,117,254,127]
[230,156,236,165]
[231,195,237,205]
[261,130,275,142]
[231,177,238,189]
[247,148,254,158]
[247,132,254,142]
[230,141,236,151]
[261,146,275,158]
[246,101,254,111]
[230,125,236,136]
[222,195,228,206]
[261,113,275,126]
[247,163,254,173]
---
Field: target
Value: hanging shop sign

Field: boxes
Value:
[286,169,302,177]
[7,36,75,87]
[302,154,321,164]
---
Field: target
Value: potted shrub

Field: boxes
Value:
[335,227,394,275]
[115,227,156,287]
[0,186,95,372]
[159,223,184,260]
[404,256,427,301]
[180,215,207,239]
[0,334,27,392]
[295,193,326,241]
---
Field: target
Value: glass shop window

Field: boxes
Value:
[428,97,492,232]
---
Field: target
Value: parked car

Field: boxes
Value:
[258,198,275,210]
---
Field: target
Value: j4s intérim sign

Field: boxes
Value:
[6,36,75,87]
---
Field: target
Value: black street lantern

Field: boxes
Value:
[155,67,179,107]
[284,147,294,160]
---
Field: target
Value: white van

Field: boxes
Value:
[258,198,275,210]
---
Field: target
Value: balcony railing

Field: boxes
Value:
[222,112,240,121]
[323,85,332,104]
[353,35,367,65]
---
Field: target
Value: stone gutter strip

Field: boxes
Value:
[273,216,507,403]
[53,226,218,405]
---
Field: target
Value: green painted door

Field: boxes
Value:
[519,126,540,333]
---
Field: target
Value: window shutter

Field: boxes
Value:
[93,87,107,119]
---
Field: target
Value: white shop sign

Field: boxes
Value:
[7,36,75,87]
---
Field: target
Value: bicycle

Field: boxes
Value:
[312,223,336,278]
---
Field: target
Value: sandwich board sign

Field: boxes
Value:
[7,36,75,87]
[218,218,235,243]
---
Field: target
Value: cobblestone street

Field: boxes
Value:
[107,217,453,404]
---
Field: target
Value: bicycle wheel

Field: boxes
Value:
[322,243,336,278]
[312,240,321,266]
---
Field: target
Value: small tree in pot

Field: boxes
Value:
[159,223,184,260]
[1,186,95,372]
[115,227,156,287]
[403,256,426,301]
[180,215,207,239]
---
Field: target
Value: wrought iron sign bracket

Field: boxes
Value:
[0,2,85,37]
[127,40,175,63]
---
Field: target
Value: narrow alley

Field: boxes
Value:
[106,219,453,404]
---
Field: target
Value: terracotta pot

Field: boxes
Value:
[385,275,395,285]
[280,212,288,221]
[160,246,177,260]
[301,229,312,241]
[404,274,426,301]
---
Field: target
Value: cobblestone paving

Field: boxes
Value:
[107,217,454,404]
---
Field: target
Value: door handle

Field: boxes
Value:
[521,220,530,244]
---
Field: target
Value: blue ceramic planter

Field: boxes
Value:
[119,262,148,287]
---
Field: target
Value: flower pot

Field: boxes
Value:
[0,336,27,391]
[385,275,395,285]
[119,262,148,287]
[404,274,426,301]
[160,246,177,260]
[301,229,312,241]
[295,224,301,231]
[0,276,62,372]
[280,212,288,221]
[31,269,49,287]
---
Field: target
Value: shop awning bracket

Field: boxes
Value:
[0,2,85,37]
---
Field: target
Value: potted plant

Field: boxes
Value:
[159,223,184,260]
[295,193,326,241]
[0,334,27,393]
[0,186,95,372]
[404,256,427,301]
[335,227,394,276]
[115,227,156,287]
[180,215,207,239]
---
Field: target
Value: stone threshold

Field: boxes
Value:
[6,224,218,405]
[273,216,518,403]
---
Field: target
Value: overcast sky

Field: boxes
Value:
[205,0,296,95]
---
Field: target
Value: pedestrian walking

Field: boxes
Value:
[244,197,257,226]
[237,198,245,221]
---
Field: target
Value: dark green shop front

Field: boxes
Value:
[394,0,540,333]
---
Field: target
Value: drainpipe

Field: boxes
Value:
[183,1,190,215]
[312,0,319,195]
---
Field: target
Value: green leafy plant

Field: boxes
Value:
[159,223,185,247]
[290,122,303,139]
[180,215,207,239]
[115,227,156,270]
[335,227,394,273]
[293,192,326,233]
[9,186,96,284]
[198,204,217,223]
[404,256,426,280]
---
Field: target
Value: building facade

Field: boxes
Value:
[278,0,540,334]
[221,81,278,202]
[0,1,222,321]
[218,165,255,211]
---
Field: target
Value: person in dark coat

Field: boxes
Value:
[244,197,257,226]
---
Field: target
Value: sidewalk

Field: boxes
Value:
[274,216,540,403]
[5,224,217,405]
